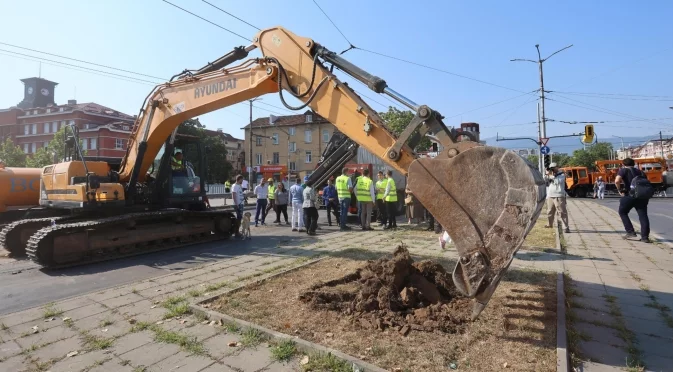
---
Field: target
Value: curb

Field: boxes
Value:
[189,258,387,372]
[556,219,569,372]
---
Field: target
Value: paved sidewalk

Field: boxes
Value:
[563,199,673,372]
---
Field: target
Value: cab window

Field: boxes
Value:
[579,169,587,178]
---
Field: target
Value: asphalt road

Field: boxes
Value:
[591,196,673,244]
[0,205,356,316]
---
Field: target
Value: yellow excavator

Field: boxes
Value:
[0,27,545,319]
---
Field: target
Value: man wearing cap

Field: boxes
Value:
[266,178,277,222]
[302,176,319,236]
[545,163,570,233]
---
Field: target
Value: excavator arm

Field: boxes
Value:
[117,26,545,319]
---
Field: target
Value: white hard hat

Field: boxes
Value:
[549,162,558,168]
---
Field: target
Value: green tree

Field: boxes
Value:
[0,138,26,167]
[551,153,571,168]
[25,147,53,168]
[379,107,432,152]
[568,142,613,169]
[23,126,86,168]
[527,154,539,167]
[177,119,232,183]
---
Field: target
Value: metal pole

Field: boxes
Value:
[660,131,665,159]
[537,102,543,173]
[536,45,547,140]
[248,100,253,187]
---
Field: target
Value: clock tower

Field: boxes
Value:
[17,77,58,109]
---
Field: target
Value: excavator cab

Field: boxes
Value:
[146,134,207,210]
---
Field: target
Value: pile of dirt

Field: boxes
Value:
[299,245,472,334]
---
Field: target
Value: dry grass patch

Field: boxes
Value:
[209,252,557,371]
[523,217,556,250]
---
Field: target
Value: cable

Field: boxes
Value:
[548,93,673,126]
[484,96,540,129]
[311,0,355,51]
[551,91,673,99]
[356,48,528,94]
[0,48,160,85]
[254,101,295,115]
[161,0,249,41]
[547,91,673,102]
[0,42,166,81]
[444,90,539,119]
[201,0,260,30]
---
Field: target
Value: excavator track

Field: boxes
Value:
[0,216,76,257]
[25,209,235,269]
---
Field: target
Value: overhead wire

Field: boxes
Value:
[310,0,356,54]
[161,0,250,41]
[444,90,539,119]
[547,93,673,126]
[550,91,673,99]
[547,91,673,102]
[201,0,260,30]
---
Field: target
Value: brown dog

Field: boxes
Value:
[241,212,252,240]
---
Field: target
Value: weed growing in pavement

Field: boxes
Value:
[131,288,139,294]
[240,327,266,347]
[152,326,205,355]
[642,291,673,329]
[270,339,297,361]
[630,273,642,282]
[31,358,52,372]
[564,273,588,368]
[130,321,152,332]
[63,318,75,328]
[42,303,63,319]
[602,294,645,369]
[120,360,130,366]
[80,331,114,350]
[132,366,147,372]
[1,322,8,331]
[204,281,230,292]
[162,296,191,319]
[100,319,114,327]
[301,352,351,372]
[223,321,240,333]
[262,264,289,274]
[188,289,203,297]
[194,311,208,323]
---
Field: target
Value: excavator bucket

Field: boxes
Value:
[407,146,546,320]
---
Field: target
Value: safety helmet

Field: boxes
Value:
[267,178,273,182]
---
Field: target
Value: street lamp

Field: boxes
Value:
[248,98,262,186]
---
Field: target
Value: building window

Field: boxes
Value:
[69,120,75,125]
[256,137,262,146]
[305,114,312,123]
[304,129,312,143]
[289,142,296,152]
[44,123,50,133]
[31,143,36,153]
[272,152,280,164]
[288,127,295,136]
[322,129,329,143]
[90,138,97,150]
[272,133,279,145]
[23,143,29,153]
[256,153,262,165]
[289,162,296,171]
[46,108,51,113]
[52,122,58,132]
[24,125,29,135]
[59,107,64,112]
[115,138,124,149]
[43,142,48,148]
[81,139,88,150]
[24,111,30,116]
[33,110,37,115]
[305,151,312,163]
[31,124,37,134]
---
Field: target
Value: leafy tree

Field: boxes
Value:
[177,119,232,183]
[568,142,613,169]
[527,155,539,167]
[25,147,53,168]
[551,153,571,168]
[23,126,85,168]
[0,138,26,167]
[379,107,431,152]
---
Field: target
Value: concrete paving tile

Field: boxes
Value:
[573,308,615,326]
[118,341,181,366]
[265,359,301,372]
[165,323,220,342]
[575,322,626,348]
[29,336,82,362]
[47,349,112,372]
[619,303,663,322]
[623,317,673,340]
[87,288,134,303]
[202,333,241,360]
[149,351,215,372]
[0,354,32,372]
[564,260,599,268]
[15,325,78,349]
[115,299,154,317]
[88,359,135,372]
[596,268,633,279]
[579,361,623,372]
[55,297,98,313]
[0,339,22,359]
[130,307,166,324]
[220,348,273,371]
[198,361,236,371]
[571,297,611,313]
[109,331,154,356]
[636,333,673,359]
[641,353,673,372]
[61,303,110,321]
[0,307,45,328]
[98,293,146,309]
[74,310,127,333]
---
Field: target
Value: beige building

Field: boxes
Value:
[243,110,336,181]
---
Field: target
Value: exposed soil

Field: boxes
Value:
[299,245,471,334]
[210,248,558,371]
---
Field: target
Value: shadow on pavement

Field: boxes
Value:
[516,251,612,262]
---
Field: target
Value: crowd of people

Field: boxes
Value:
[227,167,443,239]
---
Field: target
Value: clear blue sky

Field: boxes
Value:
[1,0,672,148]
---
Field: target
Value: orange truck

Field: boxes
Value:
[561,158,671,197]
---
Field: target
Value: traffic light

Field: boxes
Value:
[582,124,595,143]
[544,155,551,169]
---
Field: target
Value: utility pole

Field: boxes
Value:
[247,98,262,186]
[660,131,665,159]
[536,102,543,173]
[511,44,573,150]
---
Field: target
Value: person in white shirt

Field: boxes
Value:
[545,163,570,233]
[231,175,244,238]
[253,179,268,226]
[289,178,305,232]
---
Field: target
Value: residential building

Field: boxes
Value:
[242,110,335,182]
[617,138,673,161]
[0,77,135,159]
[204,128,245,174]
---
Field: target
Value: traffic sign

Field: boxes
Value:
[540,146,550,155]
[540,137,549,146]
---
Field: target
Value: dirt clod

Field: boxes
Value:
[299,245,471,334]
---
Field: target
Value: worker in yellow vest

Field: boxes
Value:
[266,178,277,221]
[356,169,376,230]
[335,167,354,231]
[383,170,398,230]
[375,171,388,227]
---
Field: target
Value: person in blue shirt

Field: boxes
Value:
[289,177,305,232]
[322,179,340,226]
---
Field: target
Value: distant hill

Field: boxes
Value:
[483,134,660,154]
